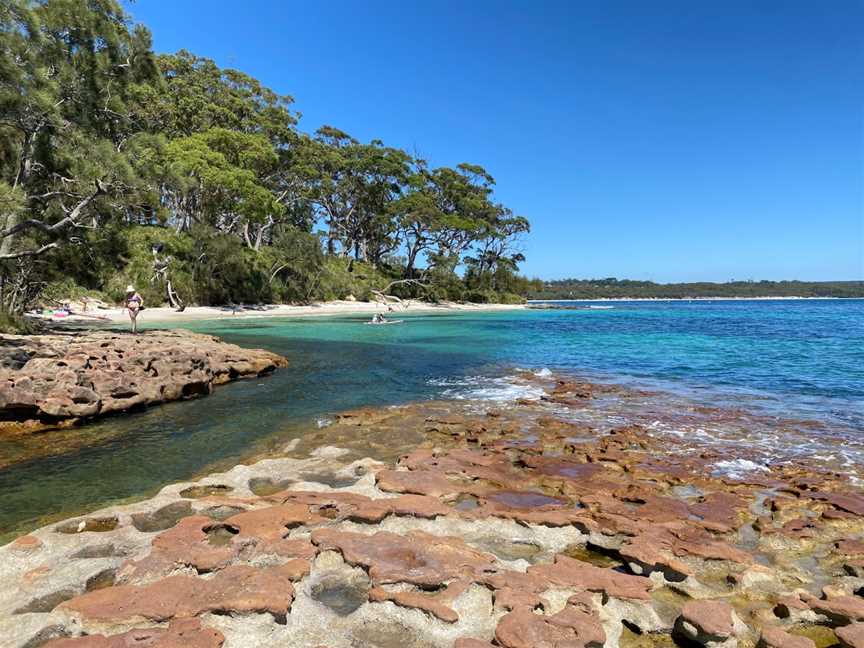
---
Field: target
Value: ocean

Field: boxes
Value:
[0,298,861,540]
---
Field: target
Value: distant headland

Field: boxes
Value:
[530,278,864,300]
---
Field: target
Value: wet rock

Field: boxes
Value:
[21,625,72,648]
[14,589,77,614]
[42,618,224,647]
[248,477,294,496]
[773,594,823,624]
[85,569,116,591]
[70,544,124,559]
[200,504,247,520]
[5,377,864,648]
[310,570,370,616]
[55,517,118,534]
[179,484,234,499]
[299,472,358,488]
[131,501,193,532]
[348,621,438,648]
[471,536,541,562]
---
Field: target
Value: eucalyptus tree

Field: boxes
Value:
[464,210,530,290]
[131,51,305,249]
[394,162,507,278]
[0,0,158,312]
[303,126,411,262]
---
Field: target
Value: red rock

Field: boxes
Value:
[279,491,449,523]
[43,618,223,648]
[529,555,652,600]
[806,595,864,624]
[311,529,495,586]
[122,516,236,579]
[376,469,462,498]
[759,626,816,648]
[22,566,51,583]
[494,594,605,648]
[62,563,301,622]
[678,600,735,640]
[836,539,864,556]
[837,623,864,648]
[493,587,546,611]
[773,594,811,619]
[808,491,864,516]
[0,330,286,430]
[369,584,463,623]
[224,503,319,541]
[690,492,750,531]
[10,534,42,551]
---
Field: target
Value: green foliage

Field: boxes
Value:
[0,310,39,334]
[0,0,535,316]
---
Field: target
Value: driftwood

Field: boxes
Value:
[370,279,428,311]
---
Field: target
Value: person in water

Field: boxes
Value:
[125,285,143,333]
[372,313,386,324]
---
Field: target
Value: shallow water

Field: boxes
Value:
[0,299,861,540]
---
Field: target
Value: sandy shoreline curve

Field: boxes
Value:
[35,300,526,325]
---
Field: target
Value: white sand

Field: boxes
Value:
[38,300,525,325]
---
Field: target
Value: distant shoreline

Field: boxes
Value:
[529,296,854,302]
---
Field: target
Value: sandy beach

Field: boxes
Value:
[36,300,526,325]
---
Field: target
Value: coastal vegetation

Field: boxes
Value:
[531,278,864,300]
[0,0,536,329]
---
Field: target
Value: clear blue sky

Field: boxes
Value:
[125,0,863,282]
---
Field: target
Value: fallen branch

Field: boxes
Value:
[370,278,429,311]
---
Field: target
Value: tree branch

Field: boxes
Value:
[0,242,59,260]
[0,181,106,240]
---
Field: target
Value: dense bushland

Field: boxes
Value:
[0,0,537,322]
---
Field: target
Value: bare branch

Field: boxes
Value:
[0,181,106,240]
[0,242,59,260]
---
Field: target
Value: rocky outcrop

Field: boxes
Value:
[0,329,286,432]
[2,374,864,648]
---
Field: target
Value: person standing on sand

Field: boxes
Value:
[125,285,143,334]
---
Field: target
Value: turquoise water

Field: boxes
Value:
[0,299,862,538]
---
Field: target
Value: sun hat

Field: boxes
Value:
[126,285,135,292]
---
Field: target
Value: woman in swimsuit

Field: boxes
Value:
[125,285,143,334]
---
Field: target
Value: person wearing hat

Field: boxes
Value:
[125,285,144,334]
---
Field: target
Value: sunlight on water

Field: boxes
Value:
[0,299,861,540]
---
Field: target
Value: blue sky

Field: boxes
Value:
[125,0,863,282]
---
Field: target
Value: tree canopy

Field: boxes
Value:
[0,0,535,320]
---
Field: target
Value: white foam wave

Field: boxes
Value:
[429,374,546,403]
[711,459,769,479]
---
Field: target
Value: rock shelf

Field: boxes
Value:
[0,329,287,433]
[1,374,862,647]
